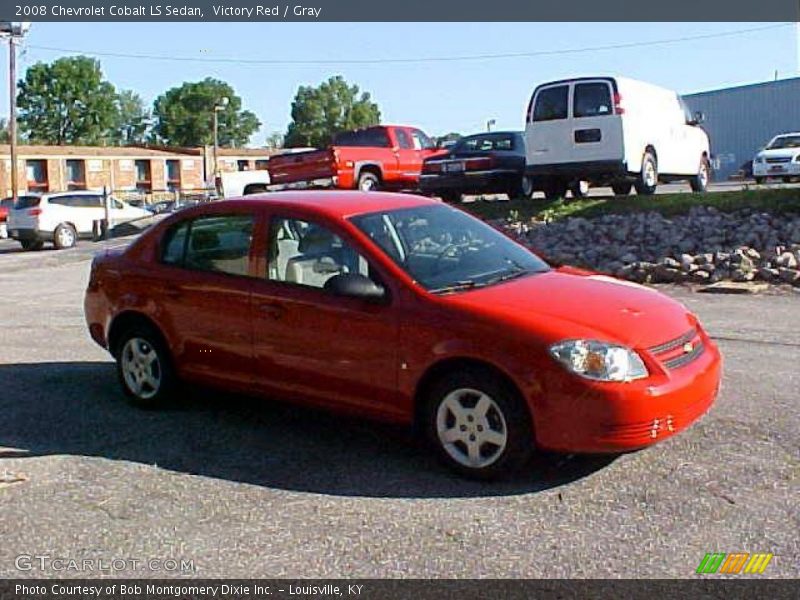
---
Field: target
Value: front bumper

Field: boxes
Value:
[753,162,800,178]
[419,170,520,194]
[533,336,722,453]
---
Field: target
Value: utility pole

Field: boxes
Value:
[9,35,17,204]
[0,22,30,203]
[212,96,229,185]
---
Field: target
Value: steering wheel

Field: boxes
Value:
[432,243,467,275]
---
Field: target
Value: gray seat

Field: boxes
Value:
[286,227,344,287]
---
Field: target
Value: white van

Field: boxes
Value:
[524,76,711,199]
[7,190,151,250]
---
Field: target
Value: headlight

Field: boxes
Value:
[753,156,765,164]
[549,339,648,382]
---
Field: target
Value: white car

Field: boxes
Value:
[7,190,151,251]
[752,133,800,184]
[525,76,711,199]
[216,170,271,198]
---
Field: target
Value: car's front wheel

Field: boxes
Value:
[689,157,710,193]
[423,369,534,479]
[754,176,765,185]
[115,324,177,409]
[54,223,77,249]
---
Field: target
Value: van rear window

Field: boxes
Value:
[13,196,40,209]
[533,86,568,122]
[574,82,613,118]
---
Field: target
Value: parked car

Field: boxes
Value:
[0,197,14,238]
[7,190,151,250]
[752,132,800,184]
[525,76,711,199]
[267,125,444,192]
[85,191,721,479]
[419,131,533,203]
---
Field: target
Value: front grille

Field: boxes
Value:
[766,157,792,164]
[648,328,705,371]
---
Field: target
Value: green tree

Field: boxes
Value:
[114,90,150,145]
[264,131,285,149]
[151,78,260,147]
[17,56,118,145]
[284,76,381,148]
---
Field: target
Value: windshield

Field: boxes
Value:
[766,135,800,149]
[350,204,549,293]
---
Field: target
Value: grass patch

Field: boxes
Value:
[462,187,800,223]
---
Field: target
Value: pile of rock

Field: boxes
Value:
[501,206,800,285]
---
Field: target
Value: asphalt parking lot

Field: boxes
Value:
[0,236,797,579]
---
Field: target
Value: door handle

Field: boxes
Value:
[258,302,286,320]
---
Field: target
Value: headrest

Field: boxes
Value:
[299,226,335,253]
[191,229,220,251]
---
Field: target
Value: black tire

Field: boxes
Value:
[53,223,77,249]
[569,180,590,199]
[423,368,534,480]
[440,191,461,204]
[114,323,177,409]
[611,181,633,196]
[634,151,658,195]
[754,177,765,185]
[20,239,44,251]
[542,179,569,202]
[357,171,381,192]
[689,158,710,193]
[782,176,793,184]
[507,175,534,200]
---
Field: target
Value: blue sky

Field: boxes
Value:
[4,22,799,144]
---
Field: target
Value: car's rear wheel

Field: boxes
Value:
[782,176,794,184]
[634,151,658,195]
[508,175,534,200]
[423,369,534,479]
[440,191,461,204]
[20,239,44,251]
[689,157,710,193]
[754,176,765,185]
[115,324,177,409]
[357,171,381,192]
[542,179,568,202]
[569,180,590,198]
[54,223,77,249]
[611,181,633,196]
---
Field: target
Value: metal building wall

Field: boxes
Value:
[683,77,800,181]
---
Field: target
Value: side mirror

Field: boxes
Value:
[691,111,705,125]
[325,273,386,302]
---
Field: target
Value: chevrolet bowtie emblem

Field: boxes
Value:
[683,342,694,353]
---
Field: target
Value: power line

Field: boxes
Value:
[25,23,792,66]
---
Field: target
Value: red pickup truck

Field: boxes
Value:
[267,125,444,192]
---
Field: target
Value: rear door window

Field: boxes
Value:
[533,85,569,122]
[184,215,254,277]
[574,82,613,118]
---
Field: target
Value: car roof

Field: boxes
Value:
[44,190,102,197]
[215,191,439,219]
[772,132,800,137]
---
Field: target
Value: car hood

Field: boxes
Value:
[443,269,695,350]
[756,147,800,159]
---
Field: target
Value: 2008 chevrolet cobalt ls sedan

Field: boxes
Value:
[84,192,721,479]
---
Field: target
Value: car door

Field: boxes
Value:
[153,211,257,390]
[570,80,624,165]
[526,83,571,167]
[394,128,419,185]
[47,194,102,234]
[250,212,401,418]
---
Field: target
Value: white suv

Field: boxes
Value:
[7,190,151,250]
[752,132,800,184]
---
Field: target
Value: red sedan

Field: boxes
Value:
[84,192,721,479]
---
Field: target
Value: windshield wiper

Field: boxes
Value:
[428,280,482,294]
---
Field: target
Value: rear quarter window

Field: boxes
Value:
[13,196,40,209]
[533,86,569,122]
